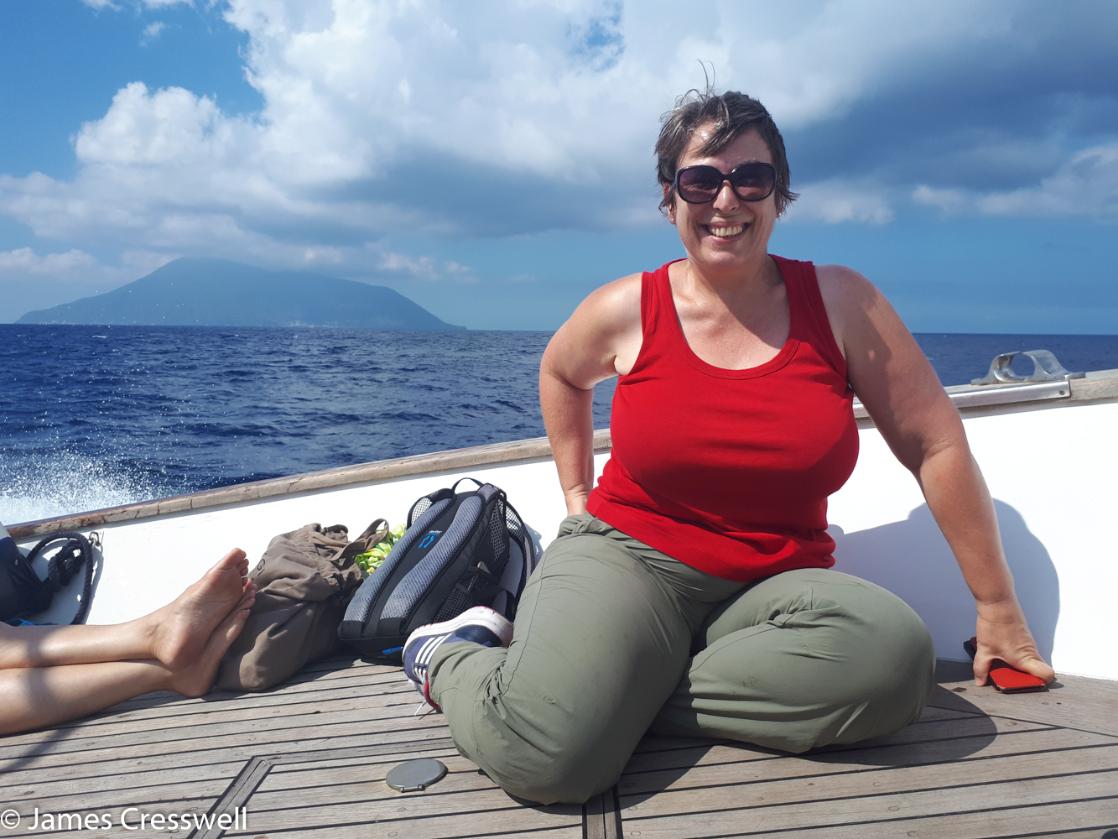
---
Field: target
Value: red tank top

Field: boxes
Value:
[586,255,859,581]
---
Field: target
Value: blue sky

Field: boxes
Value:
[1,0,1116,332]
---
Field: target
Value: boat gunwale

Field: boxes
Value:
[8,368,1118,541]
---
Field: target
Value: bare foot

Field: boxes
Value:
[170,589,255,698]
[150,548,254,670]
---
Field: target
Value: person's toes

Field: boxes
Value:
[211,548,247,577]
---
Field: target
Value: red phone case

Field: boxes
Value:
[987,663,1047,693]
[963,637,1047,693]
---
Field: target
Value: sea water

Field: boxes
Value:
[2,325,1116,523]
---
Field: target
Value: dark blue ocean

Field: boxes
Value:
[2,325,1116,524]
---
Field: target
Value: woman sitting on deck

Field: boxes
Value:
[400,88,1055,804]
[0,549,254,735]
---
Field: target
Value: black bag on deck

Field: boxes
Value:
[0,524,95,625]
[338,478,536,662]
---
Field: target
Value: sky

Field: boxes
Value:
[0,0,1116,332]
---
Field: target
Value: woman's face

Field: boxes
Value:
[665,125,778,275]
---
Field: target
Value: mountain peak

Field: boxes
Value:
[17,258,464,330]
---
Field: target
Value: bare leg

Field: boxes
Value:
[0,588,253,736]
[0,549,251,670]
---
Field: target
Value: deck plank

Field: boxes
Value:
[223,790,583,837]
[248,765,507,811]
[15,678,418,741]
[0,694,429,758]
[3,778,234,819]
[741,799,1118,839]
[619,725,1113,796]
[6,798,213,839]
[621,715,1053,777]
[0,671,418,753]
[620,769,1118,837]
[256,749,472,792]
[619,744,1118,818]
[2,758,245,800]
[288,828,584,839]
[934,660,1118,737]
[0,727,453,788]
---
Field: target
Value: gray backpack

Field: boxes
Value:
[338,478,536,662]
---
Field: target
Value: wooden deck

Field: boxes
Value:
[2,659,1116,839]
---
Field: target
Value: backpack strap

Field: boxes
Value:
[449,476,485,494]
[33,532,97,624]
[407,477,491,528]
[353,518,390,550]
[2,532,96,624]
[489,495,536,620]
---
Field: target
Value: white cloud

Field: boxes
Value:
[0,248,96,276]
[979,145,1118,219]
[141,21,168,44]
[378,250,477,283]
[80,0,120,9]
[912,185,968,214]
[0,248,138,291]
[75,83,233,166]
[913,145,1118,220]
[785,179,894,225]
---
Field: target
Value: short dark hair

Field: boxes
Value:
[655,89,798,216]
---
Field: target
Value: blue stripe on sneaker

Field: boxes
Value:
[447,626,503,647]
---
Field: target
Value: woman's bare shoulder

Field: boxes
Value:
[560,272,644,349]
[813,263,883,356]
[543,272,644,385]
[578,272,642,320]
[815,263,878,304]
[573,272,644,372]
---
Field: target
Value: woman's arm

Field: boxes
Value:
[539,275,642,515]
[818,265,1055,685]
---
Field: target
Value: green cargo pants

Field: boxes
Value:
[429,514,935,805]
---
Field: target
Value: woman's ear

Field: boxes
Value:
[662,183,676,224]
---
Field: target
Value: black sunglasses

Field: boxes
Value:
[673,161,777,204]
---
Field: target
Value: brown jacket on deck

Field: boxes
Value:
[216,520,384,691]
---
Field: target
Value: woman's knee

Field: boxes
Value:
[821,581,934,699]
[454,690,633,805]
[811,588,935,744]
[684,577,934,750]
[771,614,933,751]
[481,746,620,805]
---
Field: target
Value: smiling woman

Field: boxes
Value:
[392,87,1058,806]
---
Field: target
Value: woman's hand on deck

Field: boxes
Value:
[973,599,1055,685]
